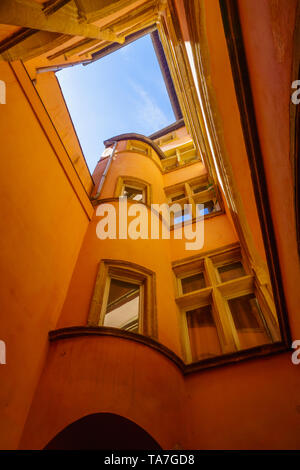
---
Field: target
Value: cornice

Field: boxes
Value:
[104,133,167,160]
[49,326,289,375]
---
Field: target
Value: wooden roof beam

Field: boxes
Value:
[0,0,124,43]
[43,0,73,16]
[0,30,69,61]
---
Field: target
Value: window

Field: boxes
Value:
[88,260,157,338]
[127,140,151,156]
[172,208,192,225]
[165,177,222,226]
[166,184,188,205]
[154,132,176,146]
[173,246,281,363]
[191,182,208,194]
[115,176,152,205]
[217,261,246,283]
[104,278,140,333]
[181,272,206,294]
[199,200,215,216]
[161,140,198,171]
[186,305,221,361]
[227,293,271,350]
[122,185,145,202]
[170,192,185,202]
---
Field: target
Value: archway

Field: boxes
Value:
[44,413,162,450]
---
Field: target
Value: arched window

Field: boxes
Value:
[115,175,152,205]
[88,259,157,338]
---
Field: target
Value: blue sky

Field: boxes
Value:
[56,34,175,173]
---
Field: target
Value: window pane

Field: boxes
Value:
[218,261,246,282]
[186,305,221,361]
[174,213,192,224]
[123,186,144,202]
[173,208,192,224]
[181,273,206,294]
[104,278,140,332]
[228,293,271,349]
[199,200,215,215]
[192,184,207,194]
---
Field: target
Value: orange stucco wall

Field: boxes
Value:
[19,336,300,450]
[163,160,206,187]
[35,71,94,195]
[19,336,186,450]
[57,205,181,355]
[0,61,92,449]
[184,351,300,449]
[204,0,268,265]
[237,0,300,338]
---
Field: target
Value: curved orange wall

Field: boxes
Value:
[20,335,300,450]
[20,336,186,450]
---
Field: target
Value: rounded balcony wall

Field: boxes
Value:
[19,335,186,450]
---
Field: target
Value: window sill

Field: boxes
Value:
[184,341,287,374]
[162,158,201,174]
[170,209,224,230]
[175,286,212,308]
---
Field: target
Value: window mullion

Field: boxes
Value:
[138,283,144,335]
[212,287,239,353]
[255,281,281,342]
[185,182,195,218]
[181,308,193,363]
[204,257,237,353]
[204,257,217,286]
[99,277,111,326]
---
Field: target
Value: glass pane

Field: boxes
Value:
[192,184,207,194]
[171,193,185,202]
[199,200,215,215]
[104,278,140,332]
[174,213,192,224]
[186,305,221,361]
[228,293,271,349]
[123,186,144,202]
[181,273,206,294]
[172,208,192,225]
[218,261,246,282]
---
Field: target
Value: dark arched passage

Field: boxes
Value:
[44,413,162,450]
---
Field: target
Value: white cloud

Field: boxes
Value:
[119,46,131,62]
[129,81,170,133]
